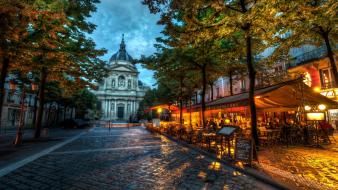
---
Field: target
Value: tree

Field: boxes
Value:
[143,1,278,160]
[141,47,200,127]
[71,89,98,119]
[0,0,32,129]
[270,0,337,85]
[27,0,107,138]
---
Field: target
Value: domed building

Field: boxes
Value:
[94,35,149,121]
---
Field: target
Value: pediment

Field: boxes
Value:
[111,64,137,73]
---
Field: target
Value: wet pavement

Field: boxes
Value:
[0,126,275,190]
[258,138,338,190]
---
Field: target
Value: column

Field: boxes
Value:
[135,100,139,113]
[106,100,109,118]
[133,100,136,114]
[101,100,105,118]
[125,100,128,120]
[114,100,117,120]
[108,99,111,119]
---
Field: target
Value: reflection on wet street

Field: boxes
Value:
[0,127,275,190]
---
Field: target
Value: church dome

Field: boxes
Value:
[109,34,133,64]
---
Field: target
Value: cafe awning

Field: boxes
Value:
[207,79,338,111]
[145,104,179,113]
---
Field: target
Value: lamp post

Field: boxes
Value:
[12,79,38,146]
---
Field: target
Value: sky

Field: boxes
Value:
[87,0,163,87]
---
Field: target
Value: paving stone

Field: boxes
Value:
[0,127,275,190]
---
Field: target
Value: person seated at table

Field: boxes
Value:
[319,120,333,142]
[208,119,217,132]
[219,119,225,128]
[319,120,333,130]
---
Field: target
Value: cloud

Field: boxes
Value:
[87,0,162,87]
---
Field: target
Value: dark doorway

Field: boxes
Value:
[117,107,124,119]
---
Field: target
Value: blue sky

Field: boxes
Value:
[87,0,163,87]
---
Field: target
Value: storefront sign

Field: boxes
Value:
[235,138,253,164]
[306,112,325,121]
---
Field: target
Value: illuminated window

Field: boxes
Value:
[303,72,312,87]
[320,69,332,88]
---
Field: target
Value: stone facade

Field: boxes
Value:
[93,35,148,121]
[0,77,75,130]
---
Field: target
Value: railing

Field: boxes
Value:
[287,46,327,68]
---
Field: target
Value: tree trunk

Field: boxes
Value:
[179,77,183,128]
[209,83,214,101]
[32,91,38,125]
[322,33,338,86]
[229,70,233,96]
[179,99,183,128]
[189,99,192,126]
[246,35,259,160]
[34,67,47,138]
[195,92,198,104]
[70,107,74,118]
[0,57,10,128]
[63,105,67,120]
[56,103,60,123]
[47,103,52,126]
[201,65,207,128]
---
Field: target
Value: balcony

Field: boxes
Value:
[287,46,327,68]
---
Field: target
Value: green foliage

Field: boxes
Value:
[71,89,98,118]
[1,0,107,92]
[137,83,175,120]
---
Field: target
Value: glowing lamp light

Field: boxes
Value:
[31,82,38,91]
[157,108,162,113]
[225,119,230,124]
[304,105,311,111]
[255,96,261,99]
[318,104,326,111]
[313,87,320,93]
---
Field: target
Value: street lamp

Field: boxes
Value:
[318,104,326,111]
[13,79,38,146]
[304,105,311,111]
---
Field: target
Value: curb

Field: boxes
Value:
[158,131,290,190]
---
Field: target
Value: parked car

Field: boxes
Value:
[61,119,90,129]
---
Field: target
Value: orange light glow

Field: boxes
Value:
[313,87,321,93]
[306,112,325,121]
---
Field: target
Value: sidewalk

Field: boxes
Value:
[256,133,338,190]
[0,127,88,169]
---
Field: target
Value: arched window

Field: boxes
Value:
[118,75,125,87]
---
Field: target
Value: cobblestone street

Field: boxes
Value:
[0,126,275,190]
[258,137,338,190]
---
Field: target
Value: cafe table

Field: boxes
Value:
[203,132,216,149]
